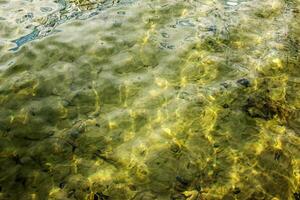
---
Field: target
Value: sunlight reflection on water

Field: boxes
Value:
[0,0,299,199]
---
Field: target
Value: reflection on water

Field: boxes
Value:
[0,0,300,199]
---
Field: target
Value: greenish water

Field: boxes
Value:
[0,0,300,199]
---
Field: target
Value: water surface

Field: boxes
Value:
[0,0,300,199]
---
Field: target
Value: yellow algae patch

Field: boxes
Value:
[181,9,188,17]
[85,118,97,126]
[92,81,100,114]
[155,77,169,89]
[162,127,173,138]
[233,41,244,48]
[142,23,156,45]
[123,131,135,141]
[180,76,188,87]
[108,121,117,129]
[149,89,160,97]
[253,140,266,155]
[273,136,283,150]
[182,190,199,200]
[48,187,61,197]
[59,102,68,119]
[272,58,283,68]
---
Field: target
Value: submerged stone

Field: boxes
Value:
[237,78,250,87]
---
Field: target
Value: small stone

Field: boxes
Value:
[233,187,241,194]
[176,176,189,186]
[207,25,217,33]
[237,78,250,87]
[161,32,169,38]
[274,151,281,161]
[117,11,126,15]
[294,192,300,200]
[171,193,186,200]
[213,143,220,148]
[222,104,229,108]
[40,7,53,12]
[59,182,65,189]
[24,13,33,19]
[70,130,80,139]
[30,110,36,116]
[94,192,109,200]
[20,156,32,164]
[221,82,230,88]
[170,143,181,153]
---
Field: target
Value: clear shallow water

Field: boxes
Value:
[0,0,300,199]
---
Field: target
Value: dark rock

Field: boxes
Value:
[176,176,189,186]
[94,192,109,200]
[294,192,300,200]
[12,154,22,165]
[67,189,75,198]
[243,96,292,121]
[15,175,26,186]
[213,143,220,148]
[161,32,169,38]
[274,151,281,161]
[30,110,36,116]
[223,104,229,108]
[128,184,136,191]
[207,25,217,33]
[170,143,181,153]
[233,187,241,194]
[220,82,230,88]
[20,156,32,164]
[237,78,250,87]
[59,182,65,189]
[70,130,80,139]
[171,193,186,200]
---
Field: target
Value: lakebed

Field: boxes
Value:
[0,0,300,199]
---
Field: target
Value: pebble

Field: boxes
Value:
[59,182,65,189]
[223,104,229,108]
[161,32,169,38]
[233,187,241,194]
[237,78,250,87]
[176,176,189,186]
[70,130,80,139]
[294,192,300,200]
[40,7,53,12]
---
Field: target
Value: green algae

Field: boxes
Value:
[0,0,300,200]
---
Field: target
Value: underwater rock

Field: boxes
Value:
[59,182,65,189]
[93,192,109,200]
[233,187,241,194]
[294,192,300,200]
[222,103,229,109]
[237,78,250,87]
[221,82,230,89]
[170,143,181,153]
[70,130,80,139]
[176,176,189,187]
[170,193,186,200]
[243,96,292,121]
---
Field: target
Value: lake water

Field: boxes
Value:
[0,0,300,199]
